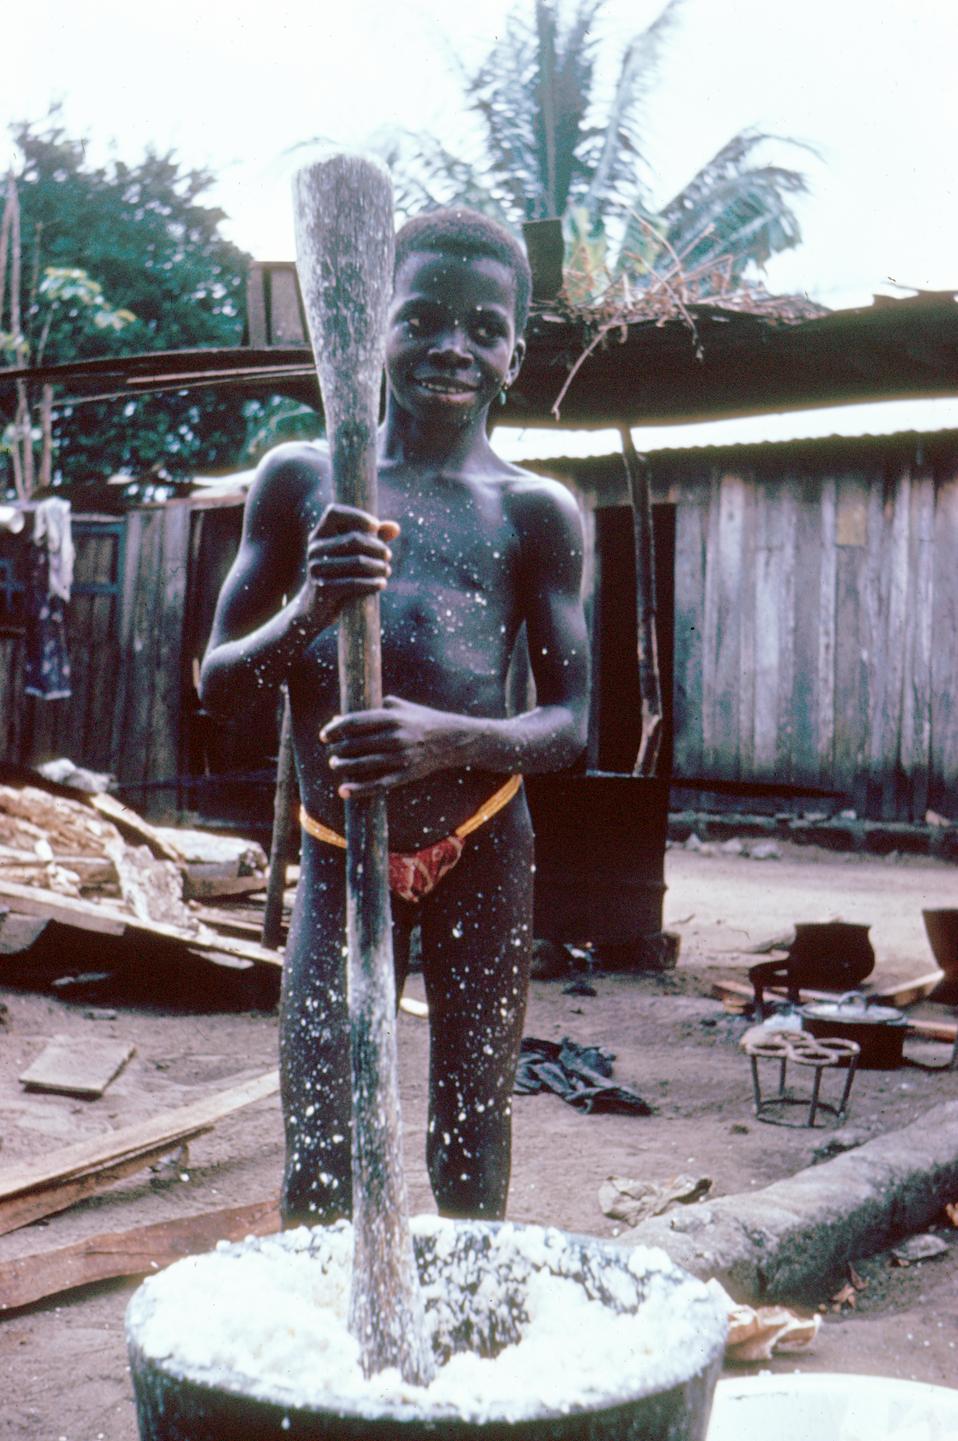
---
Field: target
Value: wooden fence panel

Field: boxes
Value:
[899,466,935,819]
[0,518,123,773]
[815,474,837,784]
[671,471,707,776]
[878,465,913,818]
[736,471,758,780]
[703,471,749,776]
[930,467,958,811]
[831,471,872,810]
[790,470,827,784]
[111,505,191,816]
[752,475,789,778]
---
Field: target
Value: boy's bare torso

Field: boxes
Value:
[279,444,541,850]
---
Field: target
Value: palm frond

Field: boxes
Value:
[465,14,548,218]
[533,0,602,216]
[660,131,811,279]
[582,0,684,222]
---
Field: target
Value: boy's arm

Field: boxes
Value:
[322,478,589,794]
[199,447,315,718]
[200,444,398,719]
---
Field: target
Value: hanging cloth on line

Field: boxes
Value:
[24,497,74,700]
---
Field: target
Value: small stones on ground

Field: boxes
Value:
[747,841,782,861]
[891,1234,950,1265]
[562,979,597,997]
[811,1127,871,1163]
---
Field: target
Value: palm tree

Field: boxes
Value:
[382,0,810,302]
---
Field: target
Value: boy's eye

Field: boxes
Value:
[473,320,504,342]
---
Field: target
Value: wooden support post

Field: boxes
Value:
[261,688,296,950]
[620,425,663,776]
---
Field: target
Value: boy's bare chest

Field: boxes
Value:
[377,473,519,596]
[297,470,522,686]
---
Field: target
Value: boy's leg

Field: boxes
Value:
[279,839,414,1227]
[419,793,534,1219]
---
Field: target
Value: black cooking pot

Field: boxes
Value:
[801,992,906,1068]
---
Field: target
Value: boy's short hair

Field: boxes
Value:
[394,208,532,334]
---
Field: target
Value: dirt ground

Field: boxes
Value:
[1,840,957,1440]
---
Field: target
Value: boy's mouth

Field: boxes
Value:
[413,374,478,396]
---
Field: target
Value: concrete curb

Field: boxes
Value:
[668,809,958,859]
[622,1100,958,1304]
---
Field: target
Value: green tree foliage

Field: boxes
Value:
[383,0,810,301]
[4,113,258,488]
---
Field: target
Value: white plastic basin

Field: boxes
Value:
[707,1373,958,1441]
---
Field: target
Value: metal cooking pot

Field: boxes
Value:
[801,992,907,1068]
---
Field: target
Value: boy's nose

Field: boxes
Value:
[428,328,471,364]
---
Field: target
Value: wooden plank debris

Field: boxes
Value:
[0,1070,278,1236]
[153,826,269,901]
[0,1141,203,1236]
[88,792,182,862]
[19,1034,135,1098]
[0,1198,280,1312]
[712,977,957,1042]
[0,877,283,967]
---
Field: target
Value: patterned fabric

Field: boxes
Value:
[23,541,72,699]
[387,833,465,903]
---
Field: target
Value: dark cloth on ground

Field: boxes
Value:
[514,1036,653,1115]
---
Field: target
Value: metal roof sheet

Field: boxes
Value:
[496,397,958,463]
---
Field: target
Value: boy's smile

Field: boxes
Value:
[386,251,526,424]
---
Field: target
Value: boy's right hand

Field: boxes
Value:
[298,503,399,626]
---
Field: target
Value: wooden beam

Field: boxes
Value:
[712,977,956,1041]
[19,1035,135,1099]
[0,1070,278,1236]
[0,1198,280,1312]
[0,877,283,969]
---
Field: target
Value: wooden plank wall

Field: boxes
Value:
[657,438,958,819]
[4,439,958,825]
[0,516,123,775]
[0,497,246,821]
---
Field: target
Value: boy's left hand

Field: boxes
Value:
[320,696,467,796]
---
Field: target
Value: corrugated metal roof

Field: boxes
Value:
[496,397,958,463]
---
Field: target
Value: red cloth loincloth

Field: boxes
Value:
[387,834,465,902]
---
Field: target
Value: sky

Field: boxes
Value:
[5,0,958,317]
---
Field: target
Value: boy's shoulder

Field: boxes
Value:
[497,461,582,523]
[254,438,330,484]
[242,439,331,538]
[248,438,330,504]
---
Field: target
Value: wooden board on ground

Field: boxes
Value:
[0,877,284,966]
[0,913,48,955]
[0,1198,280,1312]
[0,1069,279,1236]
[712,977,957,1042]
[87,793,182,863]
[184,869,268,900]
[19,1034,135,1098]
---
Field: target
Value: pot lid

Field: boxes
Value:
[801,995,905,1026]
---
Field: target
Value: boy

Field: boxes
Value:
[201,208,589,1225]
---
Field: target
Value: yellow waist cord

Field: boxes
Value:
[299,773,523,852]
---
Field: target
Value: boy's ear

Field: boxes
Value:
[507,337,527,385]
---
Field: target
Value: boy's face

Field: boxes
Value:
[386,249,526,424]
